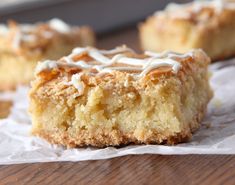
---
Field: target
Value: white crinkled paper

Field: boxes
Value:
[1,59,235,165]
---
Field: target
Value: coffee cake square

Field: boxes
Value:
[0,19,95,90]
[30,46,212,147]
[139,0,235,61]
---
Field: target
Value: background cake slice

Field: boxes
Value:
[29,46,212,148]
[0,18,95,90]
[139,0,235,62]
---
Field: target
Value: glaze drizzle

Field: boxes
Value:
[0,19,73,50]
[36,46,194,95]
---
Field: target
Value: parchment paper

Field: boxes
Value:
[1,59,235,165]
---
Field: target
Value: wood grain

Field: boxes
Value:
[0,27,234,185]
[0,155,235,185]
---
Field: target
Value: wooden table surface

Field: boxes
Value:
[0,27,235,185]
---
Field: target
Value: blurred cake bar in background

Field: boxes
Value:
[29,46,212,148]
[139,0,235,61]
[0,19,95,90]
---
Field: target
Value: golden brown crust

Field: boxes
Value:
[32,128,191,148]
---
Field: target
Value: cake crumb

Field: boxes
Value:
[203,122,211,129]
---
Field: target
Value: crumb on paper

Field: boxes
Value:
[203,122,211,129]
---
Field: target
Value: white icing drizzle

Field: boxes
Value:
[42,31,53,39]
[21,34,37,42]
[35,60,58,74]
[48,18,71,33]
[99,47,135,55]
[156,0,235,19]
[20,24,34,32]
[63,57,92,69]
[68,73,85,96]
[6,19,72,50]
[0,24,9,35]
[10,24,36,50]
[12,30,21,50]
[191,0,235,12]
[89,49,111,64]
[36,46,194,95]
[145,50,193,59]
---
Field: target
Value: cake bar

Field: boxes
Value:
[0,19,95,90]
[139,0,235,61]
[29,46,212,148]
